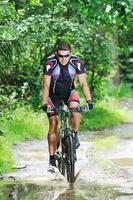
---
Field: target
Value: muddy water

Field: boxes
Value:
[1,182,133,200]
[1,123,133,200]
[0,183,77,200]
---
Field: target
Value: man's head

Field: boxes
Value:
[56,41,71,66]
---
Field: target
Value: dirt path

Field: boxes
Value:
[1,98,132,199]
[4,122,133,199]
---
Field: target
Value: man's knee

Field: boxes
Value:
[49,116,58,125]
[68,101,80,119]
[49,116,58,132]
[68,101,79,108]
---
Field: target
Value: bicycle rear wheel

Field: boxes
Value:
[66,134,75,183]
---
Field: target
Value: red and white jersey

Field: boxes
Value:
[43,54,85,95]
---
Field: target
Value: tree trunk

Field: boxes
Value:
[109,31,120,85]
[14,0,19,12]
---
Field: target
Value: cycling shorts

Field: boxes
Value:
[47,90,79,118]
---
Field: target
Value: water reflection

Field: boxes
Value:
[1,183,68,200]
[78,182,133,200]
[17,184,56,200]
[0,182,133,200]
[56,185,86,200]
[9,185,17,200]
[1,183,85,200]
[78,183,116,199]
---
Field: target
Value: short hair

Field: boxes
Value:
[56,41,71,51]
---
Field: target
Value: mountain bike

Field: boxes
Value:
[49,105,89,183]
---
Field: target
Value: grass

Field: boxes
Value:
[103,81,133,98]
[80,100,125,131]
[0,106,49,144]
[116,82,133,98]
[0,106,49,173]
[80,94,133,131]
[0,136,14,173]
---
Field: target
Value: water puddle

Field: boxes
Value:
[0,183,83,200]
[0,183,58,200]
[0,182,133,200]
[78,183,133,200]
[56,185,86,200]
[112,158,133,167]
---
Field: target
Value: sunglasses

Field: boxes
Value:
[58,54,70,58]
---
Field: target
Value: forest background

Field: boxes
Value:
[0,0,133,173]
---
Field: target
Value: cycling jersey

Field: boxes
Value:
[43,54,85,95]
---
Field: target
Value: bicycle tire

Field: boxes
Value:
[60,138,67,176]
[65,134,75,183]
[60,158,66,176]
[55,144,66,176]
[57,157,65,176]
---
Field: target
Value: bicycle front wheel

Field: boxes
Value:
[66,134,75,183]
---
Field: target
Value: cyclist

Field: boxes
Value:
[42,41,93,172]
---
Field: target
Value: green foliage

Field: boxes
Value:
[0,136,14,173]
[0,0,132,105]
[103,80,133,98]
[119,39,133,85]
[0,106,48,144]
[115,82,133,98]
[0,2,24,64]
[80,102,124,131]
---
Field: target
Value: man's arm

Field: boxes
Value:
[42,75,51,105]
[77,73,92,101]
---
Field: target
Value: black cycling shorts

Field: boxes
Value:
[47,90,79,117]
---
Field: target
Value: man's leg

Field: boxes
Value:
[69,101,80,148]
[67,90,80,132]
[48,115,58,167]
[69,101,80,132]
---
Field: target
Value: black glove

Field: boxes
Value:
[87,100,93,109]
[42,104,48,112]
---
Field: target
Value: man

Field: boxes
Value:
[42,41,93,172]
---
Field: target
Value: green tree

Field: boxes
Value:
[0,0,132,109]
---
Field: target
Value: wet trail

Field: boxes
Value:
[1,123,133,200]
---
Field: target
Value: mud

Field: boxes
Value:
[0,107,133,200]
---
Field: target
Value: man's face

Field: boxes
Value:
[57,50,71,66]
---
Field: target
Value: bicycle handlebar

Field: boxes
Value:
[46,105,89,113]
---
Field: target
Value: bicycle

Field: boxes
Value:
[47,105,89,183]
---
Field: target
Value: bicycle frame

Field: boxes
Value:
[47,105,89,183]
[60,109,69,130]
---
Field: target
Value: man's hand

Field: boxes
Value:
[87,100,93,109]
[42,104,48,112]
